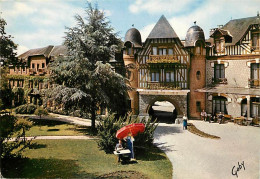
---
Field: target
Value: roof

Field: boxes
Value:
[124,28,142,47]
[18,45,67,60]
[50,45,67,57]
[18,45,54,59]
[184,25,205,47]
[196,86,260,96]
[147,15,178,39]
[221,16,260,45]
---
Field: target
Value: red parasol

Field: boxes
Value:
[116,123,145,139]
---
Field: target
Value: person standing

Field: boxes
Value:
[183,114,188,130]
[125,132,135,161]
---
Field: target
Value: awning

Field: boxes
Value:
[196,86,260,96]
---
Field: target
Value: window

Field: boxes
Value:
[152,47,157,55]
[196,71,201,80]
[251,63,260,80]
[252,31,260,50]
[158,48,167,55]
[127,47,132,55]
[32,63,35,69]
[196,101,201,112]
[168,48,173,55]
[214,64,225,80]
[42,63,45,68]
[241,98,247,117]
[151,72,160,82]
[215,39,224,53]
[251,97,260,118]
[37,64,40,70]
[213,96,227,114]
[165,71,174,82]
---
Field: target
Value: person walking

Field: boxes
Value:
[183,114,188,130]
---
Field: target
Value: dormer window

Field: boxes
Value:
[215,38,225,53]
[252,31,260,50]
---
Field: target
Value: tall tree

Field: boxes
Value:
[49,3,129,129]
[0,14,17,109]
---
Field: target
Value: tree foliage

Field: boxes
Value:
[0,14,19,109]
[0,115,33,159]
[49,3,129,129]
[0,13,18,66]
[97,114,158,153]
[34,107,48,119]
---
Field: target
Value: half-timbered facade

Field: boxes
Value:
[198,14,260,120]
[123,15,206,118]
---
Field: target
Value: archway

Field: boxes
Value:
[148,101,176,123]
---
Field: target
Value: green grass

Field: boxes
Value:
[25,118,94,136]
[2,140,172,179]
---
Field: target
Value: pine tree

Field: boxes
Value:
[49,3,129,129]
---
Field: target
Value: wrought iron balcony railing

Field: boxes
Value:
[147,55,180,64]
[146,82,182,90]
[212,78,227,85]
[248,79,260,88]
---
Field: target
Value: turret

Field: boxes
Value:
[123,28,142,115]
[185,23,206,119]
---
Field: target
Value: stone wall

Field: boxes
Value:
[139,94,187,116]
[206,59,250,87]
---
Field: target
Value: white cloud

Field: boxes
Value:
[138,0,260,41]
[104,10,112,17]
[129,0,194,14]
[16,45,29,56]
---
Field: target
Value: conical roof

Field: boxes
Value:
[147,15,178,39]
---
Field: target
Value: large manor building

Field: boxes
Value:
[123,14,260,120]
[7,14,260,120]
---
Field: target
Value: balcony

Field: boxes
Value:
[38,68,46,75]
[248,79,260,88]
[147,55,179,64]
[29,68,36,75]
[146,82,181,90]
[212,78,227,85]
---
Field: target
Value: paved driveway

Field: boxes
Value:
[154,121,260,179]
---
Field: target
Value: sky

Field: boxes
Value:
[1,0,259,55]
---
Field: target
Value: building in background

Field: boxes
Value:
[123,14,260,120]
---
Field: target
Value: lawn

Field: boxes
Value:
[25,118,93,136]
[2,140,172,179]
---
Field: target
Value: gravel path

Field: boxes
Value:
[154,121,260,179]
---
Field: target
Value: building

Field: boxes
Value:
[8,45,67,106]
[198,14,260,120]
[123,15,206,119]
[123,14,260,120]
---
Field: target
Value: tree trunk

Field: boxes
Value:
[91,109,96,130]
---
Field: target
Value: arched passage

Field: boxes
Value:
[138,94,187,122]
[148,101,176,123]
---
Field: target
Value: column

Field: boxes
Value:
[246,95,250,120]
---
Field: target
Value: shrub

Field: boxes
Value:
[34,107,48,119]
[27,104,37,114]
[0,115,33,159]
[97,114,158,153]
[97,114,124,153]
[15,104,37,114]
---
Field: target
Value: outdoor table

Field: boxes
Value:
[113,149,131,155]
[234,117,245,125]
[114,149,131,163]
